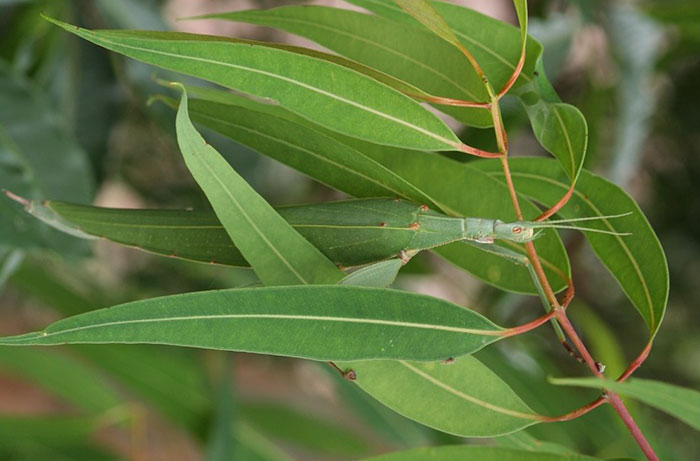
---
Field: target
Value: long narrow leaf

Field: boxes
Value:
[44,16,463,151]
[196,5,492,127]
[0,286,504,361]
[337,356,543,437]
[174,86,343,285]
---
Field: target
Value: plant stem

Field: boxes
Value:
[486,73,658,461]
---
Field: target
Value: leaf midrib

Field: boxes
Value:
[3,313,504,343]
[398,361,540,420]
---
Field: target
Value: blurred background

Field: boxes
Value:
[0,0,698,459]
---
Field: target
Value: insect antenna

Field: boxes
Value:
[524,212,633,236]
[537,211,632,224]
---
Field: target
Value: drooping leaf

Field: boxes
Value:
[337,356,542,437]
[195,5,493,127]
[74,344,210,430]
[44,16,463,152]
[234,422,294,461]
[473,157,668,337]
[174,86,343,286]
[550,377,700,431]
[0,286,503,361]
[357,445,601,460]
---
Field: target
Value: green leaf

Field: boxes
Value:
[45,16,462,151]
[337,356,541,437]
[357,445,600,460]
[174,86,343,286]
[340,259,403,288]
[156,94,438,207]
[550,377,700,431]
[0,286,503,361]
[472,157,669,337]
[514,59,588,183]
[196,5,492,127]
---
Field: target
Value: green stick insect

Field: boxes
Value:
[5,192,628,269]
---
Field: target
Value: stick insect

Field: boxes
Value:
[5,192,629,270]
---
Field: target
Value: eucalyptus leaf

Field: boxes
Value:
[337,356,542,437]
[44,16,463,152]
[0,286,504,361]
[174,86,343,286]
[196,5,492,127]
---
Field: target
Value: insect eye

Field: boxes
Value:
[512,226,523,234]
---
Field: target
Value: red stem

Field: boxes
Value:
[536,182,576,221]
[501,310,556,337]
[541,395,607,422]
[458,143,503,159]
[618,340,653,382]
[497,47,526,98]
